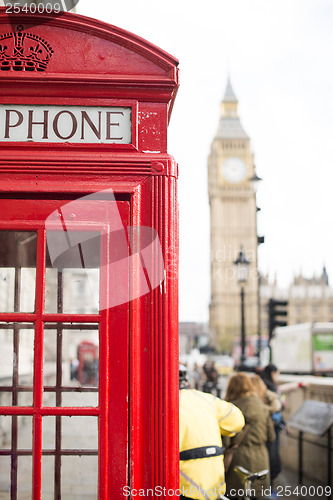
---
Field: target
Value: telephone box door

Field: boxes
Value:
[0,197,130,499]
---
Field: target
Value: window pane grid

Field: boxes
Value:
[0,225,103,499]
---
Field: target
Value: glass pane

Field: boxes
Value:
[0,325,13,387]
[18,327,34,387]
[17,391,33,407]
[45,231,100,314]
[0,268,15,312]
[41,456,54,500]
[61,456,98,500]
[0,416,11,449]
[42,416,56,450]
[0,392,11,407]
[17,416,32,450]
[60,391,98,407]
[41,416,98,500]
[61,416,98,450]
[0,324,34,407]
[0,456,10,499]
[0,231,37,313]
[19,268,36,313]
[17,456,32,500]
[43,392,56,407]
[43,326,99,407]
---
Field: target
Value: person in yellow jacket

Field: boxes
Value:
[179,364,245,500]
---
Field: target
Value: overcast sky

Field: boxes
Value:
[77,0,333,322]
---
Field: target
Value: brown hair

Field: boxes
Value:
[250,374,267,402]
[225,372,255,402]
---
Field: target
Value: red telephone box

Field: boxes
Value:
[77,341,98,386]
[0,9,179,499]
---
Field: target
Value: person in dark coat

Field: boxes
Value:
[261,364,283,482]
[224,372,275,499]
[251,374,282,415]
[261,363,309,485]
[202,360,219,396]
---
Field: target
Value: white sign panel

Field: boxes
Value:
[0,105,132,144]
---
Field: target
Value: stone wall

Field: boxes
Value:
[279,375,333,485]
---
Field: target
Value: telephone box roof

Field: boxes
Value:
[0,9,179,120]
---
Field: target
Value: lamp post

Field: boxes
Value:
[234,248,250,364]
[249,173,262,192]
[250,172,264,363]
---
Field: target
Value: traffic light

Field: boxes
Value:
[268,298,288,340]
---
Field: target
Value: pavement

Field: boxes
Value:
[272,466,330,500]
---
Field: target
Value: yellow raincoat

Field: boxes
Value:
[179,389,245,500]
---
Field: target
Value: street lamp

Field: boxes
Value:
[250,171,264,363]
[249,172,262,193]
[234,248,250,364]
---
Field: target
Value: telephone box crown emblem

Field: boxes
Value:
[0,25,54,72]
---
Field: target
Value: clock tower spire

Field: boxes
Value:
[218,77,249,140]
[220,77,238,116]
[208,79,259,352]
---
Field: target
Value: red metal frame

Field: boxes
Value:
[0,199,130,499]
[0,9,179,500]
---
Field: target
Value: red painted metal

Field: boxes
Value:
[0,8,179,500]
[32,229,46,499]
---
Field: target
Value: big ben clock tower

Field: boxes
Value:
[208,79,259,352]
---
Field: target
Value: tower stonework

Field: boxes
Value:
[208,79,258,351]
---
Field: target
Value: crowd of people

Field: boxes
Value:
[187,360,221,395]
[179,362,299,500]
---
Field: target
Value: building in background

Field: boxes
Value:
[261,267,333,332]
[179,322,209,355]
[179,268,333,361]
[208,79,259,351]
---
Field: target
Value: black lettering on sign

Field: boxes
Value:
[5,109,23,138]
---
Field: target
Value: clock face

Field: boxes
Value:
[221,157,247,184]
